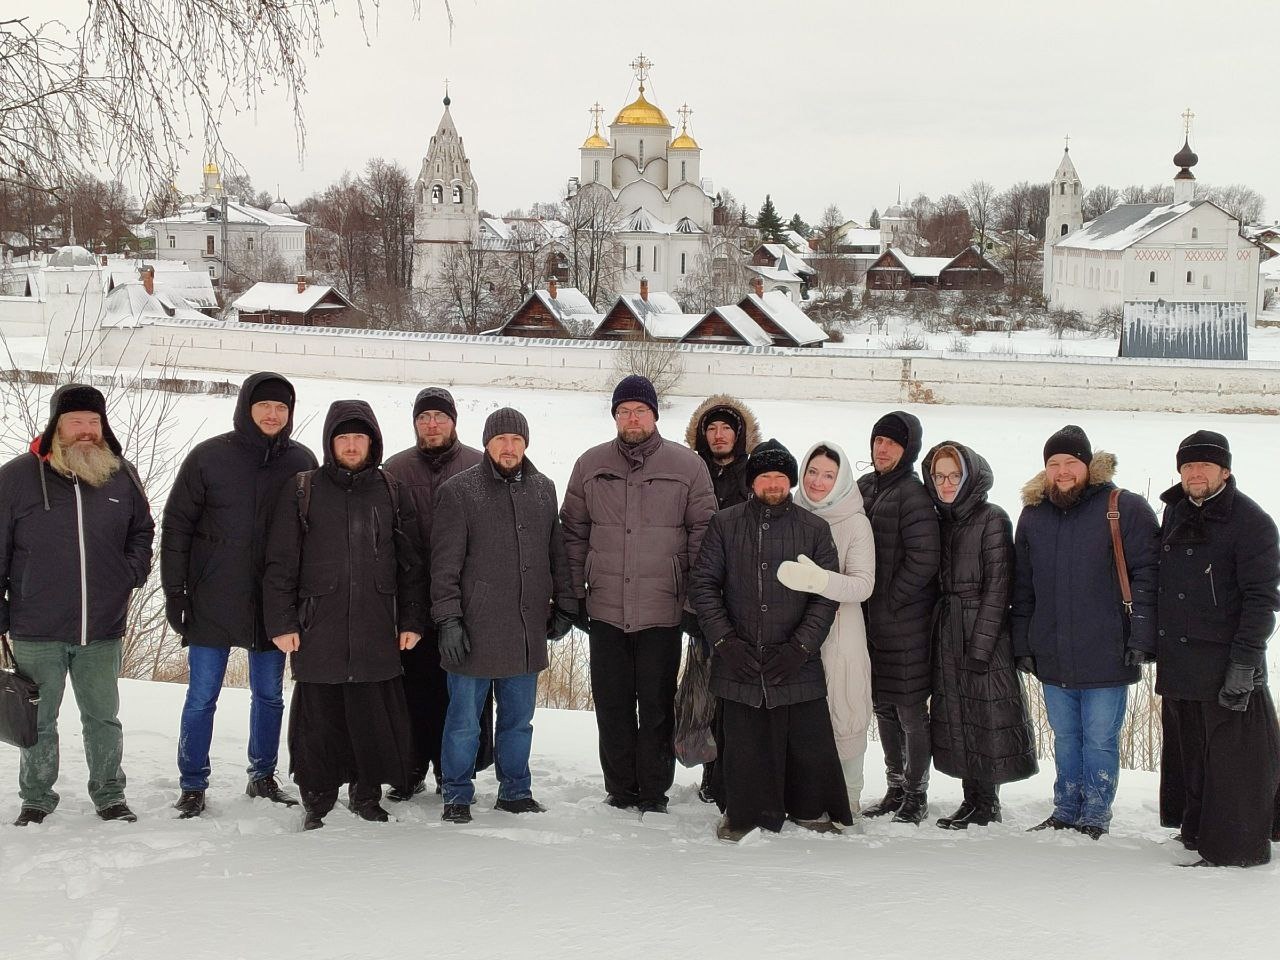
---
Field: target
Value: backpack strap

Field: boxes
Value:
[294,470,315,534]
[1107,488,1133,616]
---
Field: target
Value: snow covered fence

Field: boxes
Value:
[97,319,1280,415]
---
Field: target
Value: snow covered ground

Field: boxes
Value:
[2,362,1278,958]
[1,680,1275,960]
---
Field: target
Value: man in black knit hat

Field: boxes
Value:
[1155,430,1280,866]
[384,386,490,800]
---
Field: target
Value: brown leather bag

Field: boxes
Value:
[1106,488,1133,617]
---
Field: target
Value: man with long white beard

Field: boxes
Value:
[0,384,154,826]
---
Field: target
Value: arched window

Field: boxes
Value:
[680,252,686,274]
[636,247,641,271]
[681,161,686,182]
[639,140,645,165]
[1191,227,1199,239]
[1186,270,1193,284]
[653,246,658,271]
[431,184,443,204]
[593,160,600,183]
[1074,182,1079,195]
[1060,183,1065,196]
[1149,270,1156,284]
[452,185,463,204]
[1202,275,1211,289]
[1060,223,1069,236]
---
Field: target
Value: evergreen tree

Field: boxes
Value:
[869,207,880,229]
[755,194,785,243]
[787,213,810,239]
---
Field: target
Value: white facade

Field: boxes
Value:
[146,197,307,290]
[879,201,918,254]
[412,96,478,292]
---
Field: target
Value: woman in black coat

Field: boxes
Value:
[923,441,1037,829]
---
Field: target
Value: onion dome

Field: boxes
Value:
[1173,137,1198,175]
[613,85,670,126]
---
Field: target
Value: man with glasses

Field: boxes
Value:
[561,376,717,814]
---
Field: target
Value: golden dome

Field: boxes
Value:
[613,86,670,127]
[582,131,610,149]
[670,131,699,150]
[203,161,219,175]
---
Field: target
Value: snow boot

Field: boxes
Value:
[891,790,928,825]
[637,798,668,815]
[387,779,426,803]
[494,797,546,814]
[302,810,325,831]
[792,817,843,835]
[604,793,639,810]
[715,816,752,843]
[862,786,905,818]
[12,806,48,826]
[1077,824,1106,840]
[352,801,390,823]
[937,801,1001,830]
[1028,815,1075,832]
[441,803,472,824]
[246,775,299,807]
[97,802,137,823]
[174,790,206,819]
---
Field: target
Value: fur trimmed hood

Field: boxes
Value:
[684,394,761,461]
[1021,450,1117,507]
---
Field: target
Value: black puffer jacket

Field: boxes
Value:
[922,442,1037,785]
[688,497,840,709]
[0,391,153,644]
[160,372,317,651]
[1156,477,1280,701]
[857,412,941,706]
[683,394,762,510]
[1010,452,1159,688]
[262,400,426,684]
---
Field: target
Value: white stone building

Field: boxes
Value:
[412,93,479,292]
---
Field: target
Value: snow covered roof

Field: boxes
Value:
[874,249,954,278]
[148,200,306,229]
[701,305,773,347]
[782,230,812,251]
[102,262,217,308]
[748,263,803,286]
[47,245,96,268]
[618,208,705,235]
[478,216,569,250]
[760,244,815,276]
[599,292,700,340]
[744,290,828,346]
[1055,200,1201,252]
[233,282,353,314]
[839,228,882,249]
[1261,256,1280,281]
[102,282,208,328]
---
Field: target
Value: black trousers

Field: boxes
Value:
[962,778,999,808]
[1161,689,1280,866]
[589,621,682,804]
[400,641,495,783]
[874,699,932,791]
[719,696,853,833]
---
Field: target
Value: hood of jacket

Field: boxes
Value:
[863,410,924,492]
[37,383,122,458]
[684,394,761,463]
[1020,450,1117,507]
[795,439,864,523]
[232,371,297,452]
[923,440,993,522]
[321,399,383,470]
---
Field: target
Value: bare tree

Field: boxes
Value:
[427,242,505,334]
[612,330,685,399]
[221,234,293,302]
[1083,184,1120,221]
[675,219,754,312]
[962,180,998,253]
[558,184,624,306]
[1198,183,1265,224]
[917,194,972,256]
[363,158,415,289]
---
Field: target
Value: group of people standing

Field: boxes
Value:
[1,372,1276,867]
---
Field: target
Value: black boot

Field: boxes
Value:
[12,806,48,826]
[891,789,929,825]
[97,802,138,822]
[352,801,390,823]
[246,775,299,807]
[863,786,905,818]
[302,809,325,830]
[442,803,472,823]
[387,779,426,803]
[937,801,1001,830]
[173,790,206,819]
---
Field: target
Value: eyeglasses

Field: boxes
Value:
[931,473,962,486]
[415,412,452,425]
[615,407,653,422]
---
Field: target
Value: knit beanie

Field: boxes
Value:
[746,438,799,488]
[332,418,375,441]
[611,375,659,420]
[483,407,530,446]
[1176,430,1231,470]
[1043,424,1093,465]
[413,387,457,423]
[702,405,743,437]
[870,412,911,452]
[248,377,293,407]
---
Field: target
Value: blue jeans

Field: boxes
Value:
[1042,684,1129,830]
[177,645,286,792]
[442,672,538,805]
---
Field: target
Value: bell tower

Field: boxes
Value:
[413,87,479,292]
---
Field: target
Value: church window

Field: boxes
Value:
[1074,182,1079,195]
[452,185,463,203]
[1149,270,1157,284]
[435,162,440,174]
[206,235,215,255]
[681,252,686,274]
[636,247,642,271]
[1191,227,1199,239]
[1060,183,1065,196]
[167,236,175,249]
[639,140,645,165]
[1186,270,1193,284]
[593,160,600,183]
[681,161,686,182]
[1060,223,1069,236]
[431,184,443,204]
[653,246,658,271]
[247,237,254,252]
[1203,275,1211,289]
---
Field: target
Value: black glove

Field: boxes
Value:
[1015,656,1036,675]
[165,592,190,636]
[1218,662,1257,712]
[437,617,470,667]
[572,606,591,636]
[681,610,704,643]
[762,639,811,686]
[714,635,761,683]
[546,605,575,642]
[1123,647,1154,667]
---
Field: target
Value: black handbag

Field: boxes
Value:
[0,636,40,749]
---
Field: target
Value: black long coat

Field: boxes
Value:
[922,442,1037,785]
[430,457,575,679]
[688,497,840,709]
[1155,477,1280,701]
[160,372,316,651]
[262,400,426,684]
[857,412,941,706]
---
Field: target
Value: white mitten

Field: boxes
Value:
[777,554,829,594]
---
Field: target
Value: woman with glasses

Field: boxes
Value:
[922,442,1037,829]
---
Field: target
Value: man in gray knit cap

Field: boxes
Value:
[430,408,577,823]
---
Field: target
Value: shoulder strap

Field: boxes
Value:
[1107,488,1133,615]
[381,470,401,518]
[295,470,315,534]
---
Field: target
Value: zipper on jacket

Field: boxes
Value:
[1205,564,1217,607]
[73,477,88,645]
[757,513,770,709]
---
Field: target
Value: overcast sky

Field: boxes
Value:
[49,0,1280,223]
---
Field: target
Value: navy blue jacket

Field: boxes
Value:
[1010,452,1159,689]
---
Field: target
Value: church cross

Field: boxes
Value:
[630,53,653,89]
[1182,107,1196,138]
[678,103,692,130]
[590,102,604,130]
[1064,133,1070,151]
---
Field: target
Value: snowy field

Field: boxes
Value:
[1,372,1278,959]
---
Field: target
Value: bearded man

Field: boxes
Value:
[1,384,154,826]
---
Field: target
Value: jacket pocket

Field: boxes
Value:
[298,562,340,632]
[1204,564,1218,607]
[641,474,688,527]
[670,555,684,597]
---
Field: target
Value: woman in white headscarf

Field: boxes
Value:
[781,441,876,813]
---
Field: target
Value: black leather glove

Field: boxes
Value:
[1123,647,1154,667]
[1218,662,1257,712]
[1015,656,1036,675]
[681,610,704,643]
[572,606,591,636]
[165,592,190,636]
[437,617,470,667]
[714,635,761,683]
[546,605,575,642]
[762,639,811,685]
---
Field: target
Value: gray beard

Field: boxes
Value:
[52,436,120,488]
